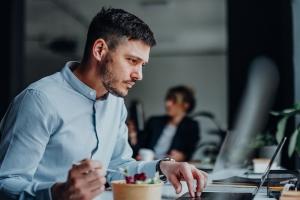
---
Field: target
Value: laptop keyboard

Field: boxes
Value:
[177,192,253,200]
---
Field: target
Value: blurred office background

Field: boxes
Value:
[0,0,299,168]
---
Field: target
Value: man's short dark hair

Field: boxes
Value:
[165,85,196,114]
[82,7,156,63]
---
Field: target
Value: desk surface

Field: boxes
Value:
[95,183,276,200]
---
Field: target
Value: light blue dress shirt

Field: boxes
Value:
[0,61,157,200]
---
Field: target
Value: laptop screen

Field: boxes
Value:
[251,136,287,196]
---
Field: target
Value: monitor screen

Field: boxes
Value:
[213,57,279,172]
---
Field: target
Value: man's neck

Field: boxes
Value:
[169,113,186,125]
[73,62,108,99]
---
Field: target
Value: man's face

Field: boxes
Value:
[165,99,188,118]
[99,39,150,97]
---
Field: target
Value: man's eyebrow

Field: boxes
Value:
[126,55,148,64]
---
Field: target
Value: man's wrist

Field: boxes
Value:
[156,158,175,182]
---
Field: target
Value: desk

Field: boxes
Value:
[95,183,276,200]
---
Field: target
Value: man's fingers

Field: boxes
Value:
[66,174,105,200]
[199,169,208,188]
[197,169,208,178]
[73,159,103,174]
[194,170,205,192]
[159,161,208,198]
[189,165,205,192]
[180,164,195,197]
[90,185,105,199]
[65,160,105,200]
[202,171,208,187]
[87,176,106,191]
[81,168,106,182]
[72,168,106,189]
[193,171,201,192]
[168,174,182,194]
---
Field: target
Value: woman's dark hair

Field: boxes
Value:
[165,85,196,114]
[82,7,156,63]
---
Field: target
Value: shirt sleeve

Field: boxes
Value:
[106,102,158,183]
[0,89,58,200]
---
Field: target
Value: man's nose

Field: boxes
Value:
[131,67,143,81]
[165,100,174,107]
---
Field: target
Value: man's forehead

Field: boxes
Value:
[118,38,150,62]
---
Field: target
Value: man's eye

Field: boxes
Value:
[128,58,137,64]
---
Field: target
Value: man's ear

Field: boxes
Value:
[92,39,108,61]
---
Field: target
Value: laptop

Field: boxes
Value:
[177,137,287,200]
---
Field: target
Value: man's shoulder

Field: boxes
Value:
[27,72,63,92]
[181,116,198,125]
[13,72,65,106]
[178,116,199,131]
[147,115,169,124]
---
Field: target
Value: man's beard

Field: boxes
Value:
[99,54,127,98]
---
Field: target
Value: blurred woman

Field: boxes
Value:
[138,85,200,161]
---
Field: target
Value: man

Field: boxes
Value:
[138,85,200,162]
[0,8,207,200]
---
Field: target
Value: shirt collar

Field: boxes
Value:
[61,61,97,101]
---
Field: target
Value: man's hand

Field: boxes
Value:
[52,159,106,200]
[168,150,186,162]
[160,161,208,197]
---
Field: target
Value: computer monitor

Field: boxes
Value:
[213,56,279,172]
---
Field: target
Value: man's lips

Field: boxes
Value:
[125,81,135,88]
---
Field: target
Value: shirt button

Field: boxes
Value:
[89,91,94,96]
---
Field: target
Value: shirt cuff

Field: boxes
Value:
[137,160,159,178]
[35,183,56,200]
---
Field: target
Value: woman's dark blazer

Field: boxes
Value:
[139,115,200,161]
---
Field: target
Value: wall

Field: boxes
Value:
[125,55,227,127]
[24,43,77,86]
